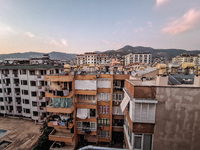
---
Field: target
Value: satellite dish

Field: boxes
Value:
[131,71,137,76]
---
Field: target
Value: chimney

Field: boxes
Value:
[156,64,168,86]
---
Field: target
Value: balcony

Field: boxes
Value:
[45,75,74,82]
[4,92,11,97]
[49,129,74,143]
[47,121,74,129]
[15,93,21,97]
[50,142,75,150]
[46,91,73,98]
[76,102,97,109]
[46,104,74,114]
[6,101,13,105]
[4,84,11,88]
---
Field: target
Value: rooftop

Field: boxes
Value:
[0,117,41,150]
[0,64,63,70]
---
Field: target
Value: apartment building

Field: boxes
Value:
[121,64,200,150]
[44,67,130,149]
[77,52,109,65]
[172,54,200,65]
[125,53,152,66]
[0,56,63,123]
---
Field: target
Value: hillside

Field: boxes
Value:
[101,45,200,60]
[0,46,200,61]
[0,52,77,60]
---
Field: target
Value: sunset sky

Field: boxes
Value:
[0,0,200,54]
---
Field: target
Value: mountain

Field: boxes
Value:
[101,45,200,60]
[0,52,77,60]
[0,46,200,61]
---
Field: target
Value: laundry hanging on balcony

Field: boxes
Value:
[52,97,73,108]
[77,108,90,119]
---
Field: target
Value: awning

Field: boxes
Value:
[120,92,130,112]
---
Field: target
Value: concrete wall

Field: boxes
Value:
[154,87,200,150]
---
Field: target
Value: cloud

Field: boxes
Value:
[61,39,67,46]
[134,27,144,33]
[25,32,35,38]
[102,40,123,48]
[49,38,68,47]
[156,0,170,7]
[0,23,16,36]
[147,22,152,27]
[162,9,200,35]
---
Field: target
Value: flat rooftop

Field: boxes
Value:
[0,117,41,150]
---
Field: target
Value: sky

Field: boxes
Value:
[0,0,200,54]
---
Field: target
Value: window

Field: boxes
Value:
[80,95,91,100]
[98,105,110,114]
[76,122,96,131]
[134,134,152,150]
[21,80,28,85]
[32,101,37,107]
[22,90,28,95]
[98,118,110,126]
[30,70,35,75]
[97,93,111,101]
[98,131,110,139]
[24,109,30,113]
[33,111,38,116]
[134,102,156,123]
[0,97,3,102]
[113,93,124,101]
[90,109,96,117]
[30,81,36,86]
[23,99,29,104]
[31,91,37,97]
[0,89,2,93]
[20,70,26,75]
[0,106,4,110]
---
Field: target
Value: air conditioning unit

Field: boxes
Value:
[114,101,119,105]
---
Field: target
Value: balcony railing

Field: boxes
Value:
[49,129,74,143]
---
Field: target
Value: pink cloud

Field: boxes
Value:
[156,0,170,7]
[162,9,200,35]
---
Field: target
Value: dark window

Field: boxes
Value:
[0,97,3,102]
[24,99,29,104]
[32,101,37,107]
[31,91,37,97]
[33,111,38,116]
[0,106,5,110]
[30,70,35,75]
[0,89,2,93]
[30,81,36,86]
[26,109,30,113]
[20,70,26,75]
[90,109,96,117]
[22,90,28,95]
[21,80,28,85]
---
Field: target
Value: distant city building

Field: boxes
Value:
[125,53,152,66]
[77,52,109,65]
[0,54,63,123]
[172,54,200,65]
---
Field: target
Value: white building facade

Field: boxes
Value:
[125,53,152,66]
[77,52,109,65]
[0,64,63,122]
